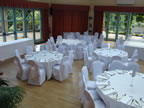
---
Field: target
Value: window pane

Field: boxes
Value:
[35,20,40,40]
[16,10,23,20]
[4,9,13,21]
[26,10,33,20]
[5,21,14,41]
[16,21,24,39]
[34,10,40,20]
[27,20,33,39]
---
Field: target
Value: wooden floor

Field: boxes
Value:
[0,42,144,108]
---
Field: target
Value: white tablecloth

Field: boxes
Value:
[57,39,86,50]
[124,40,144,60]
[94,48,128,66]
[0,38,34,61]
[25,51,63,80]
[96,70,144,108]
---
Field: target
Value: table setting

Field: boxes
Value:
[25,51,63,80]
[96,70,144,108]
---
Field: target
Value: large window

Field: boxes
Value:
[0,7,42,43]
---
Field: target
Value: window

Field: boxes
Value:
[0,7,42,43]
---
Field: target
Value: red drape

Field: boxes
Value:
[0,0,50,42]
[52,4,89,39]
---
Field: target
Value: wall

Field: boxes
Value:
[28,0,144,35]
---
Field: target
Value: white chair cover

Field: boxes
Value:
[75,43,83,59]
[92,60,105,81]
[15,49,25,63]
[27,60,46,85]
[101,43,108,48]
[84,89,107,108]
[75,32,80,39]
[126,62,139,72]
[52,56,71,81]
[84,31,88,35]
[68,50,74,64]
[94,32,99,40]
[62,43,69,56]
[82,66,97,90]
[88,43,94,57]
[117,45,125,51]
[110,56,121,63]
[108,60,126,71]
[97,34,104,48]
[57,45,64,54]
[57,35,63,41]
[50,36,55,44]
[40,44,45,51]
[67,34,75,39]
[129,49,139,62]
[25,45,33,55]
[14,56,29,80]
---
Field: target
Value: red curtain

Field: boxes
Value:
[0,0,50,42]
[52,4,89,39]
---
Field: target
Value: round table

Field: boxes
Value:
[25,51,63,80]
[94,48,128,66]
[96,70,144,108]
[57,39,86,50]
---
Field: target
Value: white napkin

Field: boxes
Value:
[103,89,117,95]
[96,82,109,86]
[120,96,132,104]
[97,75,108,80]
[105,71,115,76]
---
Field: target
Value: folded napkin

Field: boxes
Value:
[103,89,117,95]
[96,82,109,86]
[97,75,108,80]
[120,96,132,104]
[105,71,115,76]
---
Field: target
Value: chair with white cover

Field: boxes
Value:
[25,45,33,55]
[67,34,75,39]
[62,43,69,56]
[57,35,63,41]
[50,36,55,44]
[15,49,25,64]
[101,43,108,48]
[27,60,45,85]
[68,50,74,65]
[94,32,99,39]
[93,40,97,50]
[110,56,121,64]
[82,66,97,90]
[119,37,124,45]
[117,45,125,51]
[128,49,138,62]
[115,39,120,48]
[97,34,104,48]
[84,31,89,36]
[83,47,92,69]
[84,89,107,108]
[92,60,105,81]
[40,44,45,51]
[75,32,80,39]
[52,56,71,81]
[14,56,30,80]
[108,60,126,71]
[126,62,139,72]
[56,44,64,54]
[75,43,83,59]
[88,43,94,57]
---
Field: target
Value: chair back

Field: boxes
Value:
[88,43,94,56]
[108,60,126,71]
[68,50,74,64]
[101,43,108,48]
[126,62,139,72]
[84,90,95,108]
[27,60,40,81]
[84,31,88,36]
[50,36,55,44]
[14,56,23,78]
[117,45,125,51]
[57,35,63,41]
[92,60,105,80]
[110,56,121,63]
[15,49,22,62]
[40,44,45,51]
[82,66,89,82]
[26,45,33,55]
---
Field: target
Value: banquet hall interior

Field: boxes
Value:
[0,0,144,108]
